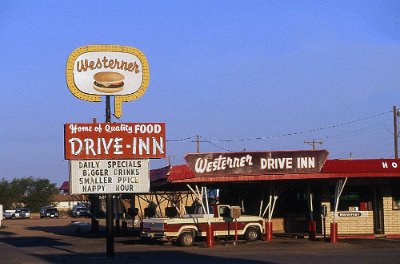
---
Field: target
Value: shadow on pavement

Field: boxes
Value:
[28,250,276,264]
[26,224,108,238]
[25,223,139,238]
[0,236,71,248]
[0,230,16,236]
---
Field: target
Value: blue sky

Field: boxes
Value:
[1,0,400,185]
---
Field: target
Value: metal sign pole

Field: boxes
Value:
[105,95,114,257]
[66,45,151,259]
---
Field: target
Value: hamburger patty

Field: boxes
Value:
[94,81,124,88]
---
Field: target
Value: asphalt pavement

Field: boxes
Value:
[1,217,400,264]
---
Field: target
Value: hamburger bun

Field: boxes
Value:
[93,72,125,93]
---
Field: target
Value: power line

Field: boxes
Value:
[199,135,232,152]
[166,111,390,143]
[166,135,196,142]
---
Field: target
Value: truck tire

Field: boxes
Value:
[244,227,260,242]
[178,232,194,247]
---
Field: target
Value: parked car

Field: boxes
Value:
[71,206,91,218]
[39,206,53,215]
[9,208,30,219]
[3,210,14,219]
[40,207,59,218]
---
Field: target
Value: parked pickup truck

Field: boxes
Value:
[140,204,264,246]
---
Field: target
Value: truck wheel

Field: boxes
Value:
[178,232,194,247]
[245,227,260,242]
[11,214,16,220]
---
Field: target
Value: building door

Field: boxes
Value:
[280,186,320,233]
[373,187,384,234]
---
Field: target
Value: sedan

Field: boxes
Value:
[71,207,91,218]
[40,207,59,218]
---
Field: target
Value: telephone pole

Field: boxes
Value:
[394,106,399,159]
[196,135,200,153]
[304,139,323,150]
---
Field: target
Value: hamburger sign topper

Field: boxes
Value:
[66,45,149,118]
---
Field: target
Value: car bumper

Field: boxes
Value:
[140,232,167,240]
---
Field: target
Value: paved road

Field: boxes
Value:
[1,217,400,263]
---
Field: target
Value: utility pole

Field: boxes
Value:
[196,135,200,153]
[394,106,399,159]
[167,155,176,166]
[304,139,323,150]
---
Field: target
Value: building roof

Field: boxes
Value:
[52,194,88,202]
[151,159,400,186]
[59,181,70,192]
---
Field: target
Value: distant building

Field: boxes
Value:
[54,181,88,211]
[59,181,70,194]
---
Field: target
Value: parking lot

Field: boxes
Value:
[1,216,400,264]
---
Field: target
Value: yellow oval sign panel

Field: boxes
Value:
[66,45,150,118]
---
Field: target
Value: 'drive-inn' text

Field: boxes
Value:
[68,137,164,157]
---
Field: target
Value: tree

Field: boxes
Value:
[1,177,59,212]
[0,178,13,209]
[22,178,59,212]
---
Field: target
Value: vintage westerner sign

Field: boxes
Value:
[185,150,329,175]
[69,159,149,194]
[66,45,150,118]
[64,122,166,159]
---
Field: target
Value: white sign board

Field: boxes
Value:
[335,211,369,217]
[66,45,150,118]
[69,159,150,194]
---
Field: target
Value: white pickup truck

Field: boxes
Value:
[140,204,264,246]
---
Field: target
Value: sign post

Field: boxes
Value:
[65,121,164,257]
[65,45,164,258]
[105,95,114,257]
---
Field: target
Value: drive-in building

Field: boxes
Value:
[149,150,400,239]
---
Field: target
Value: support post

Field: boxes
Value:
[330,222,338,243]
[105,96,114,257]
[115,197,120,233]
[265,220,273,241]
[307,187,316,241]
[394,106,398,159]
[106,194,114,257]
[331,178,348,243]
[308,221,316,241]
[207,223,214,248]
[235,219,238,243]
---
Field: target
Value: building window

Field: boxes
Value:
[392,186,400,210]
[330,186,373,211]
